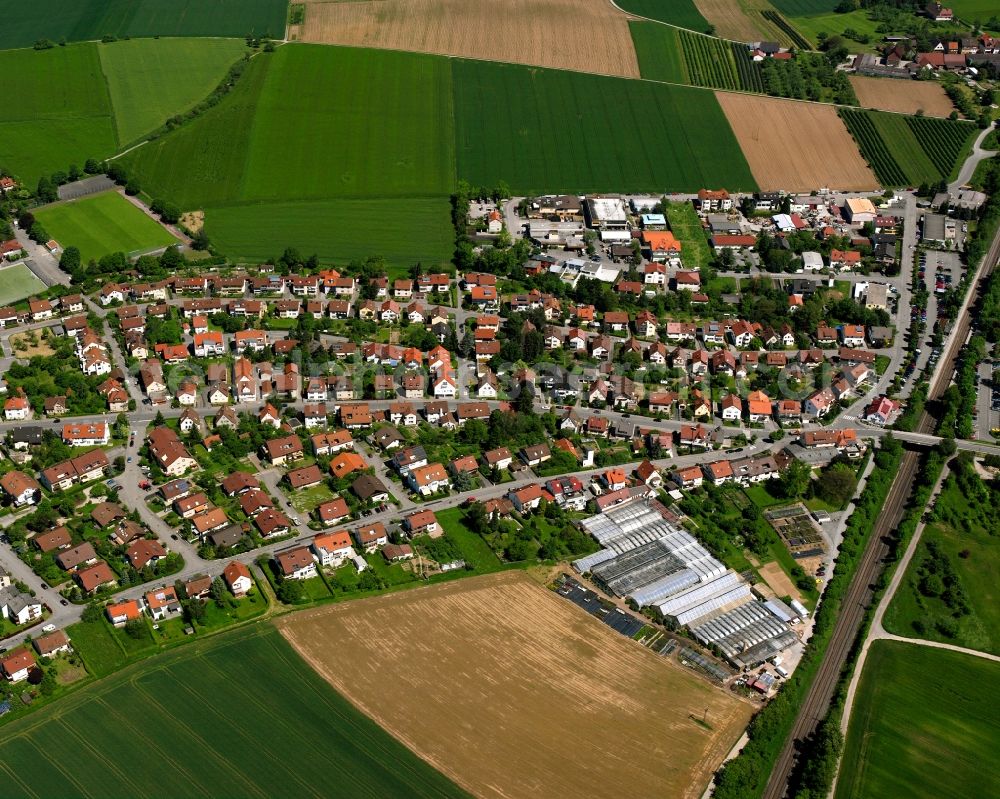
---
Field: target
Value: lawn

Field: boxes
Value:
[883,466,1000,655]
[0,625,470,798]
[206,198,453,272]
[35,191,177,263]
[836,640,1000,799]
[0,44,116,184]
[0,264,46,306]
[452,58,757,194]
[615,0,711,31]
[665,201,713,269]
[436,507,504,572]
[629,22,689,84]
[288,482,336,514]
[0,0,287,50]
[99,37,249,145]
[65,619,126,678]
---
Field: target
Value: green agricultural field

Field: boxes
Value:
[883,465,1000,654]
[0,625,470,798]
[677,29,743,90]
[840,108,976,186]
[241,45,455,201]
[35,191,177,263]
[836,641,1000,799]
[452,59,757,194]
[768,0,838,16]
[615,0,711,31]
[123,51,269,209]
[207,198,453,272]
[948,0,1000,19]
[0,44,116,185]
[127,45,457,206]
[630,22,689,84]
[0,0,287,50]
[99,38,249,145]
[0,264,46,306]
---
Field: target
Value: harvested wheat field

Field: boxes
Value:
[277,571,753,799]
[299,0,641,77]
[694,0,769,42]
[849,75,955,117]
[716,92,879,191]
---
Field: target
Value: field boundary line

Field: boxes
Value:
[133,675,270,799]
[131,671,279,799]
[94,697,213,796]
[57,717,145,796]
[19,732,93,796]
[180,657,327,799]
[0,760,41,799]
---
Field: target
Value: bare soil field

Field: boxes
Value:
[758,561,803,604]
[299,0,641,77]
[849,76,955,117]
[716,92,879,190]
[277,571,753,799]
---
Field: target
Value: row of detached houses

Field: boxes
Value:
[99,269,454,305]
[104,560,254,627]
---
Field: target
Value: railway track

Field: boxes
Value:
[761,216,1000,799]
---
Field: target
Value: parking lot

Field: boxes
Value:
[976,361,999,442]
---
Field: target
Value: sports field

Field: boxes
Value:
[453,59,758,193]
[617,0,711,31]
[849,75,955,117]
[716,92,878,191]
[35,191,177,263]
[207,198,454,269]
[0,45,116,185]
[0,625,468,798]
[277,571,753,799]
[299,0,640,78]
[0,0,286,50]
[99,38,248,145]
[836,641,1000,799]
[0,264,46,306]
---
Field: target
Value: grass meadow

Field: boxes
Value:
[615,0,710,30]
[0,264,46,305]
[836,641,1000,799]
[0,45,116,185]
[452,59,757,194]
[884,470,1000,655]
[0,0,287,50]
[0,625,469,798]
[207,198,453,269]
[99,38,248,145]
[35,191,176,262]
[0,40,257,187]
[629,22,689,83]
